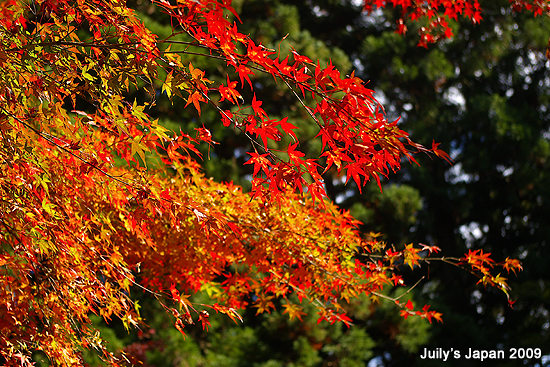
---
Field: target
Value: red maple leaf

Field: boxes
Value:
[432,140,453,164]
[276,117,298,141]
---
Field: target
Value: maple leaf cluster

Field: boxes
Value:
[152,0,425,204]
[0,0,527,365]
[363,0,483,47]
[363,0,549,47]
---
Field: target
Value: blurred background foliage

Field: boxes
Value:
[59,0,550,366]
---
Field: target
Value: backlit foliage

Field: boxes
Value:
[0,0,527,365]
[363,0,550,47]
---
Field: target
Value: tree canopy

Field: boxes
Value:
[0,0,537,365]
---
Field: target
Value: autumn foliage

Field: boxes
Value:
[363,0,550,47]
[0,0,529,365]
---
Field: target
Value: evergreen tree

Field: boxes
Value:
[284,0,550,365]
